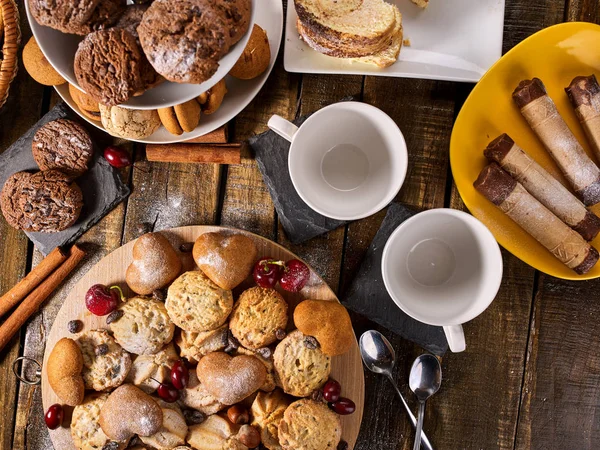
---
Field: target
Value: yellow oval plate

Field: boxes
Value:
[451,22,600,280]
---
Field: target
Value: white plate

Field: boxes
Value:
[26,0,256,109]
[284,0,505,82]
[55,0,283,144]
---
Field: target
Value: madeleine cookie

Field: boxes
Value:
[71,393,127,450]
[139,402,188,449]
[32,119,94,178]
[126,343,179,393]
[251,390,291,450]
[47,338,85,406]
[193,232,257,290]
[229,25,270,80]
[294,300,354,356]
[273,330,331,397]
[99,104,161,140]
[77,329,132,391]
[110,296,175,355]
[166,271,233,333]
[158,99,202,136]
[233,346,276,392]
[126,232,182,296]
[22,37,66,86]
[230,287,288,349]
[278,399,342,450]
[69,84,101,122]
[179,371,225,415]
[176,324,228,364]
[202,79,228,115]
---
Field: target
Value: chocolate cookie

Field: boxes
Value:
[32,119,94,178]
[210,0,251,45]
[114,4,147,41]
[74,29,146,107]
[138,0,232,84]
[28,0,125,36]
[0,170,83,232]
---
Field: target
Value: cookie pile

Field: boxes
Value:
[0,118,94,232]
[28,0,252,108]
[46,231,357,450]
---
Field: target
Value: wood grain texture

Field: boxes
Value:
[40,226,365,450]
[566,0,600,22]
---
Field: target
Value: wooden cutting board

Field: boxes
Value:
[41,225,365,449]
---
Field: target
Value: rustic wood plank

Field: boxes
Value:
[566,0,600,22]
[0,6,45,449]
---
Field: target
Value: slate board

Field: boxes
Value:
[342,203,449,355]
[0,103,130,256]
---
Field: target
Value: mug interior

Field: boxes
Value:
[382,210,502,326]
[288,102,407,220]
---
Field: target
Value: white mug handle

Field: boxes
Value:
[268,115,299,143]
[443,325,466,352]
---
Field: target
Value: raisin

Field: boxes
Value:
[337,440,348,450]
[95,344,109,356]
[303,336,319,350]
[106,310,123,325]
[311,389,324,402]
[67,320,83,334]
[102,442,119,450]
[256,347,272,359]
[152,289,166,302]
[275,328,287,340]
[179,242,194,253]
[183,409,206,425]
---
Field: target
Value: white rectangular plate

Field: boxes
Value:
[284,0,505,82]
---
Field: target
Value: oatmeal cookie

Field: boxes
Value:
[110,296,175,355]
[273,330,331,397]
[166,271,233,333]
[32,119,93,178]
[77,329,132,391]
[278,399,342,450]
[230,287,288,350]
[71,393,127,450]
[176,324,228,364]
[99,104,161,140]
[0,170,83,232]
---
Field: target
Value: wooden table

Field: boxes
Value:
[1,1,599,449]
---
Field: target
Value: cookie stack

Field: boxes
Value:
[295,0,404,68]
[0,119,94,233]
[46,230,357,450]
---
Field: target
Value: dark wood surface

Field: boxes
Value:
[1,1,599,449]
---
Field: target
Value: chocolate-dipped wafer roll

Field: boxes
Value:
[474,163,599,275]
[513,78,600,206]
[485,133,600,241]
[566,75,600,162]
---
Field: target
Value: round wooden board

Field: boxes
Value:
[42,226,365,449]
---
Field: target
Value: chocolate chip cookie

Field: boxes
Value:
[138,0,232,84]
[32,119,93,178]
[28,0,125,36]
[74,29,146,107]
[0,170,83,232]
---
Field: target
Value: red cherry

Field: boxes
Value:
[103,146,132,168]
[279,259,310,292]
[253,257,283,288]
[323,379,341,403]
[170,360,189,390]
[85,284,121,316]
[157,383,180,402]
[45,404,64,430]
[330,398,355,415]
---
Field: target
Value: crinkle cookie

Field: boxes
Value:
[99,104,161,140]
[77,329,132,391]
[176,324,228,364]
[110,296,175,355]
[230,287,288,350]
[166,271,233,333]
[71,393,128,450]
[126,342,179,393]
[273,330,331,397]
[138,0,232,84]
[278,399,342,450]
[179,370,225,415]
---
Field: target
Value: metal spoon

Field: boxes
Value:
[359,330,435,450]
[409,354,442,450]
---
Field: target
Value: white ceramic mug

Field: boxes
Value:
[381,209,503,352]
[267,102,408,221]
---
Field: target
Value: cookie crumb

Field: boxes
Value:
[403,38,411,47]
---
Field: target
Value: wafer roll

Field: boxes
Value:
[474,163,599,274]
[513,78,600,206]
[566,75,600,162]
[485,134,600,241]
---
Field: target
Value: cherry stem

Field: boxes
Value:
[109,285,125,301]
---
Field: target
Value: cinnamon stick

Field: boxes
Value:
[146,143,242,165]
[184,125,229,144]
[0,247,68,320]
[0,245,86,353]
